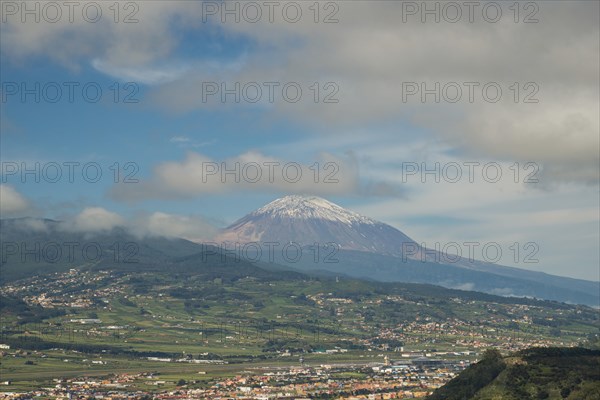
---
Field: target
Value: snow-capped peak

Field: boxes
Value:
[218,194,416,256]
[252,195,376,226]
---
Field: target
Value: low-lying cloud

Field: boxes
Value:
[0,185,31,216]
[8,207,218,242]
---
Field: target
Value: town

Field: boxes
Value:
[0,358,467,399]
[1,267,596,397]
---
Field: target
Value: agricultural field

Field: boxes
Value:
[1,265,597,392]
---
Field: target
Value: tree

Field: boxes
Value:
[482,348,502,361]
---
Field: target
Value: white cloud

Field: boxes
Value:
[19,218,50,232]
[0,2,205,69]
[0,185,30,216]
[53,207,217,241]
[449,283,475,292]
[109,150,376,201]
[130,212,218,242]
[4,1,597,183]
[145,1,598,185]
[61,207,125,232]
[91,58,190,85]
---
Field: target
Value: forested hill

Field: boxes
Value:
[428,347,600,400]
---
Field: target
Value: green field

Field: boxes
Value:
[1,264,598,392]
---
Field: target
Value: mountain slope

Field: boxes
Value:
[0,218,303,284]
[217,195,416,256]
[215,195,599,306]
[427,347,600,400]
[280,249,600,306]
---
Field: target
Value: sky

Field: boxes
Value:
[1,0,598,281]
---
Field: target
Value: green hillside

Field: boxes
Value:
[428,347,600,400]
[1,219,598,392]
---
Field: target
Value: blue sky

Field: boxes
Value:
[1,1,599,281]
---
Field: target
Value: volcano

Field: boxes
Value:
[216,195,416,256]
[213,195,599,306]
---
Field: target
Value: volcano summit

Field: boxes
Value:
[216,195,416,256]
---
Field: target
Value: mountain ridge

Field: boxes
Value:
[214,195,599,306]
[216,195,416,256]
[1,194,598,306]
